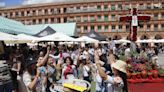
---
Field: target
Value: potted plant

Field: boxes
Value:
[148,72,153,80]
[158,68,164,77]
[126,64,132,79]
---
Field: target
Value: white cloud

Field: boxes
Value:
[0,2,5,7]
[22,0,70,5]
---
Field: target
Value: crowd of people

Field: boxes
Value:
[0,40,163,92]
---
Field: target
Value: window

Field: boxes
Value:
[97,5,101,10]
[32,19,36,24]
[147,24,150,31]
[84,26,88,31]
[104,25,108,31]
[118,4,122,10]
[147,3,151,9]
[76,6,81,10]
[10,12,13,17]
[153,3,160,9]
[90,16,95,22]
[162,24,164,30]
[21,11,24,16]
[119,25,122,31]
[57,18,60,23]
[76,16,81,22]
[154,24,158,31]
[98,25,101,31]
[57,8,60,13]
[83,16,88,22]
[97,15,101,21]
[63,8,67,13]
[77,26,81,32]
[104,15,108,21]
[111,14,115,21]
[64,17,67,22]
[162,2,164,8]
[39,19,42,24]
[104,5,108,11]
[45,18,48,23]
[111,5,115,11]
[139,4,145,10]
[139,24,143,29]
[125,4,129,10]
[154,13,158,20]
[112,25,115,31]
[126,25,130,31]
[15,12,19,16]
[162,13,164,19]
[91,26,94,30]
[51,18,54,23]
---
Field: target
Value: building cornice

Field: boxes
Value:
[0,0,162,10]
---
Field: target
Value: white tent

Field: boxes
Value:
[136,39,158,43]
[74,36,99,43]
[0,32,18,41]
[155,39,164,43]
[114,39,131,43]
[17,34,38,41]
[38,32,75,41]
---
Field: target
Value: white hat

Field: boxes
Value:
[112,60,127,73]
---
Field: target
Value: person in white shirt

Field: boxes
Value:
[124,45,131,58]
[95,51,128,92]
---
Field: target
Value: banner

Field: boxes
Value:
[132,16,138,26]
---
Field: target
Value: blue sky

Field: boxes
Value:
[2,0,22,6]
[1,0,67,6]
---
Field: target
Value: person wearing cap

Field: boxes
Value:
[23,47,50,92]
[95,51,128,92]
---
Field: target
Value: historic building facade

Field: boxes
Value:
[0,0,164,40]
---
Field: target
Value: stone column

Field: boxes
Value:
[48,18,51,23]
[60,17,64,23]
[81,26,84,33]
[60,8,63,13]
[42,9,45,15]
[102,25,105,32]
[36,10,38,16]
[88,16,90,22]
[101,15,104,21]
[88,26,91,32]
[48,9,51,15]
[36,19,39,24]
[158,24,161,31]
[95,26,98,32]
[151,24,154,31]
[101,4,104,11]
[13,12,15,17]
[42,19,45,24]
[81,16,84,22]
[109,25,112,32]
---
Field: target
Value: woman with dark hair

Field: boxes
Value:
[23,55,47,92]
[62,57,77,82]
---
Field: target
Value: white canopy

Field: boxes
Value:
[114,39,131,43]
[38,32,75,41]
[136,39,158,43]
[17,34,38,41]
[74,36,99,43]
[155,39,164,43]
[0,32,18,41]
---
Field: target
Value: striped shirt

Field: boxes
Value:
[0,60,12,85]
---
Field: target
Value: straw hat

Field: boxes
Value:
[112,60,127,73]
